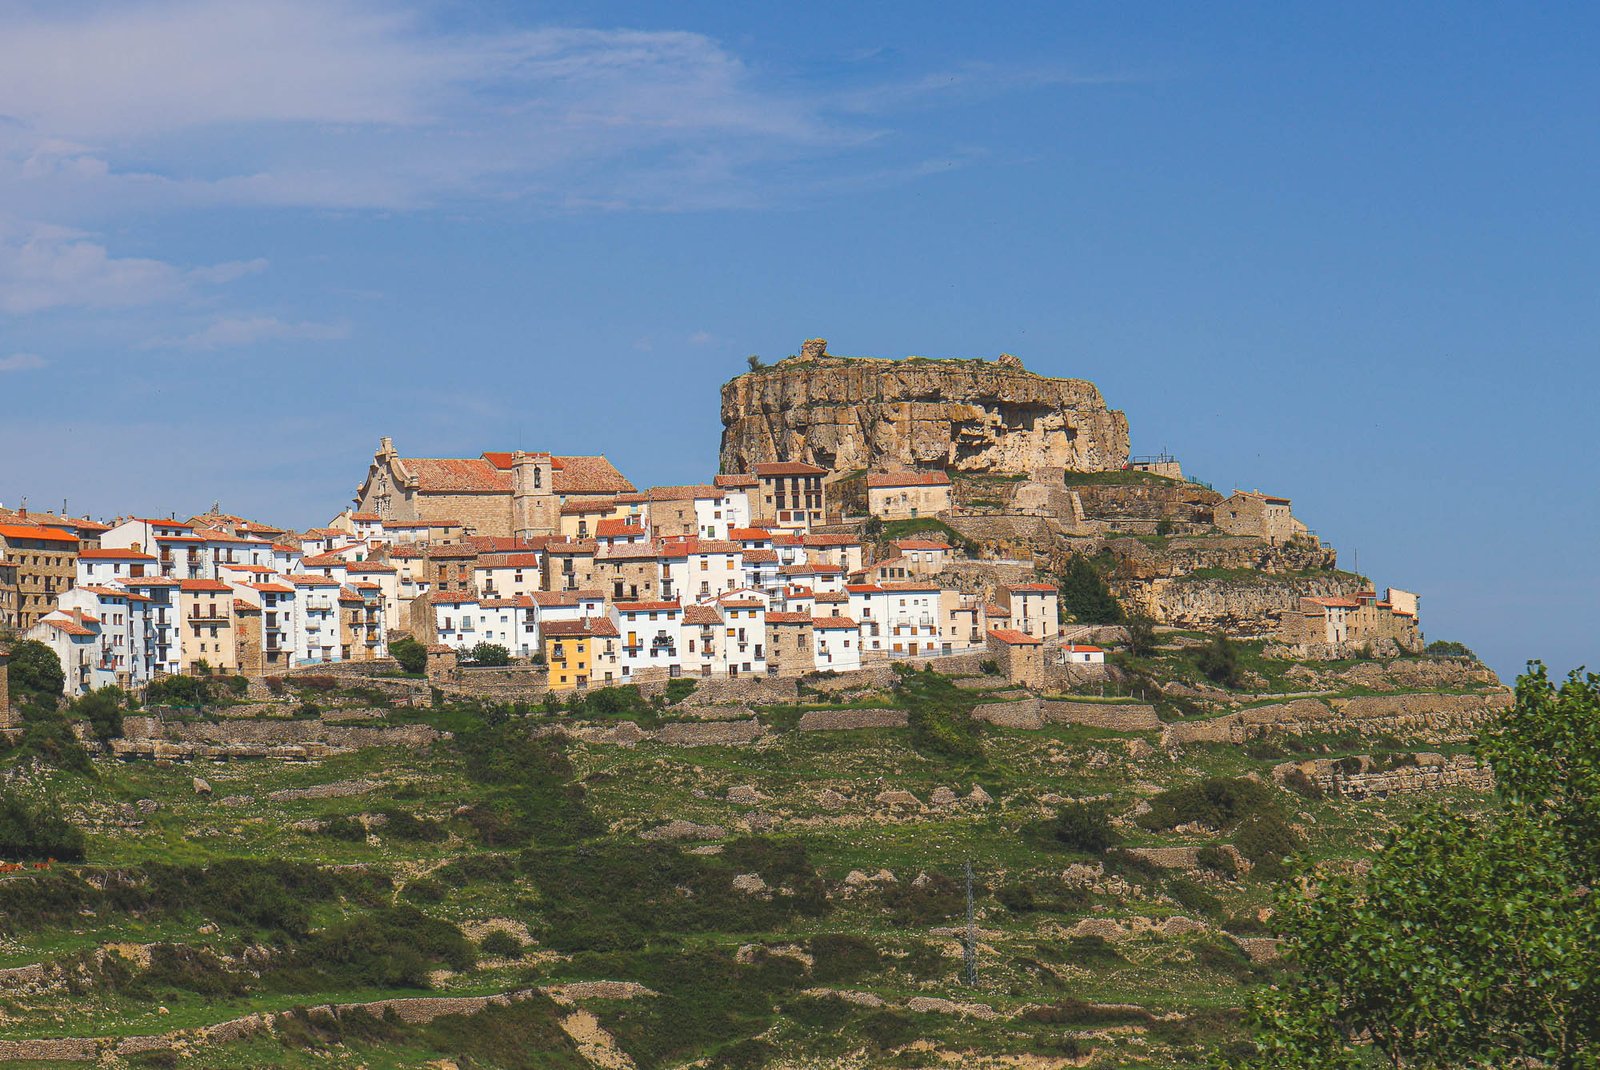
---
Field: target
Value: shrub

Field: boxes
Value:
[73,686,125,741]
[1048,801,1121,854]
[895,669,983,764]
[809,933,878,983]
[402,877,446,903]
[479,929,524,959]
[1023,998,1154,1027]
[1059,934,1122,966]
[663,678,698,706]
[375,807,446,843]
[1195,844,1239,878]
[1196,631,1243,688]
[1058,555,1124,624]
[1425,639,1477,659]
[1125,614,1158,656]
[1139,776,1278,832]
[388,635,428,674]
[144,674,210,707]
[1165,876,1224,918]
[14,706,93,775]
[269,906,474,991]
[6,640,63,707]
[468,642,511,667]
[317,816,367,842]
[0,786,86,861]
[1280,767,1323,799]
[1232,810,1304,867]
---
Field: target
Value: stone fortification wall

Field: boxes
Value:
[719,345,1130,476]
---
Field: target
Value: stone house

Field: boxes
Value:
[559,498,618,540]
[0,560,16,631]
[765,612,815,677]
[744,462,827,531]
[997,583,1060,642]
[1279,588,1421,648]
[595,542,664,605]
[178,578,238,674]
[1215,490,1309,545]
[866,471,952,520]
[802,534,865,574]
[353,438,634,540]
[0,521,80,630]
[0,643,10,723]
[987,628,1046,689]
[543,539,599,594]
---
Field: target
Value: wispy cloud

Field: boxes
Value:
[0,218,266,313]
[0,352,46,372]
[147,316,349,352]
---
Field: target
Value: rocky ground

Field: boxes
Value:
[0,641,1506,1068]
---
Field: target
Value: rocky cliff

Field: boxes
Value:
[719,340,1130,476]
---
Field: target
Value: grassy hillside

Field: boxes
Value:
[0,655,1503,1068]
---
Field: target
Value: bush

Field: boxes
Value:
[73,686,125,741]
[1139,776,1278,832]
[0,786,86,861]
[14,706,93,775]
[895,669,983,764]
[1195,844,1239,878]
[1280,767,1323,800]
[1425,639,1477,659]
[479,929,524,959]
[269,906,474,991]
[144,674,210,707]
[1059,934,1122,966]
[663,678,698,706]
[809,933,878,983]
[1165,876,1224,918]
[1196,632,1243,688]
[6,641,63,707]
[1125,614,1158,656]
[468,642,511,667]
[1058,555,1124,624]
[388,635,428,674]
[1048,801,1121,854]
[317,816,367,842]
[1232,810,1305,867]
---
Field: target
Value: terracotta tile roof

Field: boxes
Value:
[894,539,952,551]
[120,577,182,587]
[771,534,804,547]
[781,562,843,576]
[462,536,541,553]
[1007,582,1058,593]
[179,579,231,593]
[717,598,765,609]
[596,518,645,538]
[0,523,77,544]
[766,611,811,624]
[845,583,885,594]
[551,456,635,495]
[814,591,849,603]
[546,539,596,555]
[475,553,542,568]
[812,615,858,629]
[615,492,649,505]
[79,585,130,599]
[988,628,1041,646]
[248,583,295,594]
[802,534,859,547]
[741,549,779,564]
[596,543,660,562]
[399,457,512,493]
[615,601,681,613]
[985,603,1010,617]
[286,575,342,588]
[730,527,772,541]
[338,588,364,603]
[647,484,722,501]
[753,461,827,477]
[80,548,156,560]
[431,593,479,606]
[682,605,722,625]
[220,563,279,575]
[713,474,760,488]
[657,538,739,557]
[561,498,615,515]
[1229,489,1292,505]
[866,470,951,488]
[1308,597,1360,609]
[541,618,600,638]
[879,581,940,592]
[527,591,598,607]
[301,551,356,567]
[1063,644,1104,653]
[46,618,96,637]
[346,562,398,573]
[586,617,620,637]
[233,598,258,613]
[349,512,382,522]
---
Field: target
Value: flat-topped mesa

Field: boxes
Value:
[719,339,1130,478]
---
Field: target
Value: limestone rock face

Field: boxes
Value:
[719,345,1130,476]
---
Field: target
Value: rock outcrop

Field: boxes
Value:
[719,340,1130,476]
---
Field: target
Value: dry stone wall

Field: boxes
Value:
[1161,690,1510,748]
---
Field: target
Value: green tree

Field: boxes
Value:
[73,686,125,741]
[0,785,86,861]
[746,354,766,372]
[1124,614,1158,656]
[1425,639,1477,659]
[7,640,63,708]
[469,642,511,667]
[1057,556,1123,625]
[387,635,428,674]
[1196,631,1242,688]
[1237,666,1600,1069]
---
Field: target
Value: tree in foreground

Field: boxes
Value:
[1057,555,1123,625]
[387,635,428,674]
[1236,665,1600,1069]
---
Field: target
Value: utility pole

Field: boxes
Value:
[962,860,978,987]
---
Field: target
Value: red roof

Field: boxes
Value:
[0,523,77,544]
[682,605,722,625]
[398,454,634,496]
[812,615,858,629]
[561,498,615,515]
[741,549,779,564]
[866,471,951,488]
[713,474,760,488]
[596,518,645,539]
[615,601,681,613]
[718,598,764,609]
[1063,644,1104,653]
[802,534,859,547]
[988,628,1041,646]
[753,461,827,477]
[730,527,772,541]
[476,553,542,568]
[179,579,231,593]
[845,583,885,594]
[45,618,95,637]
[1007,583,1058,593]
[80,548,156,560]
[766,611,811,624]
[657,538,739,556]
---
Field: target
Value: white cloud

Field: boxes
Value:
[0,218,267,313]
[0,2,912,215]
[688,330,716,345]
[0,352,46,372]
[150,316,349,352]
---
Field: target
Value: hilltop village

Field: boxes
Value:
[0,341,1423,701]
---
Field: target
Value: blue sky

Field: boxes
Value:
[0,1,1594,680]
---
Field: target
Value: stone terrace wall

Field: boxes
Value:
[1273,753,1493,798]
[1161,690,1511,748]
[972,697,1160,731]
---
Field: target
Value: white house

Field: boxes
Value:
[812,615,861,672]
[1059,644,1106,665]
[611,600,683,681]
[657,538,742,605]
[77,547,158,586]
